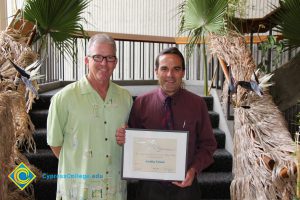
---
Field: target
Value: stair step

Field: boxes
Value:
[32,94,52,110]
[209,111,219,129]
[31,128,226,150]
[198,172,232,199]
[126,180,229,200]
[34,179,57,200]
[30,109,220,129]
[25,149,58,174]
[32,129,49,149]
[201,199,230,200]
[25,148,231,176]
[26,86,232,199]
[29,109,48,129]
[35,90,215,111]
[204,149,232,172]
[214,128,225,149]
[34,174,232,200]
[202,96,214,111]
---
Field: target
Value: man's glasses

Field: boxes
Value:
[89,55,117,62]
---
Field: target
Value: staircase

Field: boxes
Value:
[26,85,232,200]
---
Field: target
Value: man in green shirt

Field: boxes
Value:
[47,33,132,200]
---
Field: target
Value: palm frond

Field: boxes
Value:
[272,0,300,51]
[23,0,90,57]
[179,0,228,57]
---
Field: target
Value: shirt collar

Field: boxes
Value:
[158,87,182,102]
[79,76,114,95]
[78,76,94,95]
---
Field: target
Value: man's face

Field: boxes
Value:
[85,43,117,84]
[156,54,185,96]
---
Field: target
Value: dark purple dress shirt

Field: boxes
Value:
[128,87,217,173]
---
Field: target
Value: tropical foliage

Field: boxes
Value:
[23,0,90,57]
[258,35,284,72]
[179,0,228,56]
[178,0,229,96]
[273,0,300,52]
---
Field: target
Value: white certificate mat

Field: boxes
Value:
[122,128,188,181]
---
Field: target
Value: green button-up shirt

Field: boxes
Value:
[47,76,132,200]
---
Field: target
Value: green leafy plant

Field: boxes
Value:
[257,35,284,73]
[23,0,90,57]
[273,0,300,53]
[178,0,228,96]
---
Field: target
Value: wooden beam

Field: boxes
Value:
[80,31,282,45]
[174,35,283,45]
[82,31,177,44]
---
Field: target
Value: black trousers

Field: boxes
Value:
[134,180,201,200]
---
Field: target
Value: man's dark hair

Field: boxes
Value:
[155,47,185,70]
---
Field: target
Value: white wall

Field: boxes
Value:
[83,0,183,36]
[82,0,280,37]
[245,0,279,18]
[6,0,280,36]
[6,0,24,23]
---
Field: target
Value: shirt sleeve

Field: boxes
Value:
[191,98,217,173]
[47,92,68,147]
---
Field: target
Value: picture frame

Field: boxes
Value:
[122,128,188,181]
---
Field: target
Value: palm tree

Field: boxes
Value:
[178,0,228,96]
[23,0,90,57]
[272,1,300,198]
[179,1,297,199]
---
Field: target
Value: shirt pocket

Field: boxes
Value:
[181,120,196,133]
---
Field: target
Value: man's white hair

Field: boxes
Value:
[87,33,116,55]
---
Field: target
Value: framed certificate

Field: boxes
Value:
[122,128,188,181]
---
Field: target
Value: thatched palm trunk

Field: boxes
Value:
[232,93,295,199]
[0,93,15,200]
[0,29,41,199]
[209,32,296,199]
[0,87,40,199]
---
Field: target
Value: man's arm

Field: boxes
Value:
[47,93,66,158]
[50,146,62,159]
[192,98,218,173]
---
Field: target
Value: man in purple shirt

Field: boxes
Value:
[116,47,217,200]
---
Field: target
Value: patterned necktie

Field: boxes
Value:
[162,96,174,130]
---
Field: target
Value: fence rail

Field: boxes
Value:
[36,30,300,132]
[38,31,298,89]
